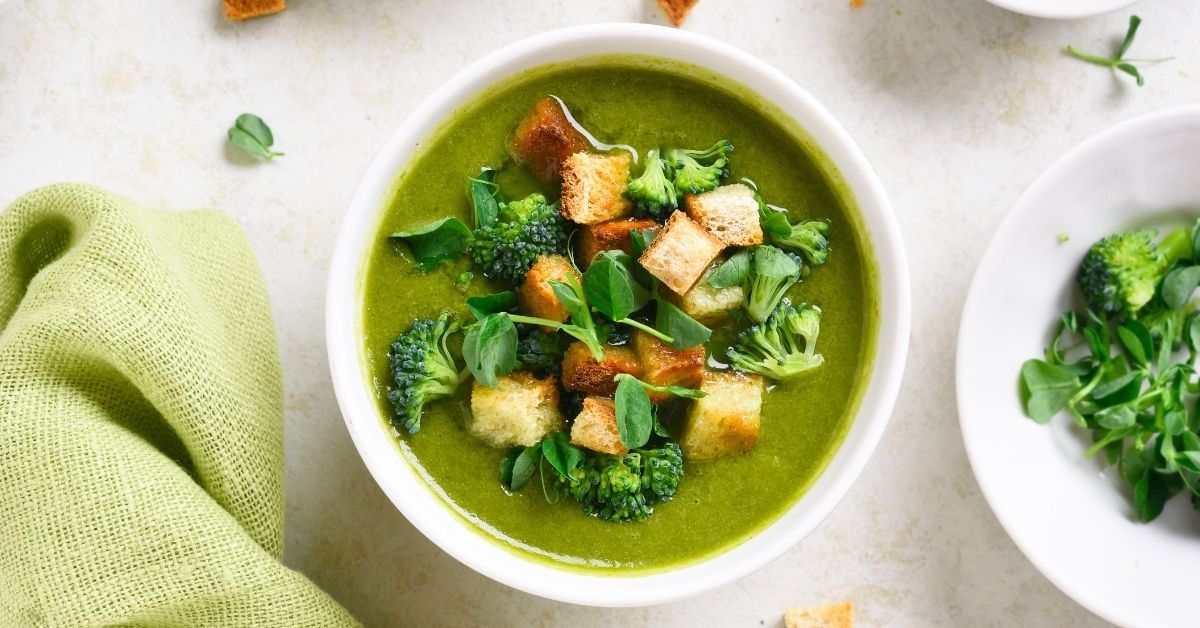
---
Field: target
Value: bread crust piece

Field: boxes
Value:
[638,211,725,295]
[681,371,763,460]
[570,397,628,456]
[783,602,855,628]
[685,183,764,246]
[657,0,699,26]
[577,218,659,269]
[224,0,287,20]
[561,342,643,396]
[632,330,704,403]
[560,153,634,225]
[518,255,581,329]
[508,98,590,182]
[468,373,563,448]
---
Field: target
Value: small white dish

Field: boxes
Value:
[958,106,1200,628]
[984,0,1141,19]
[327,23,911,607]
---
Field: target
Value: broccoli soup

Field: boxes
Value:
[360,57,879,572]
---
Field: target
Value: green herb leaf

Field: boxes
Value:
[583,251,650,321]
[390,217,472,271]
[227,113,284,159]
[756,195,792,240]
[1117,320,1153,366]
[467,168,500,228]
[1164,409,1187,436]
[654,298,712,350]
[465,291,518,320]
[508,445,541,491]
[614,374,653,449]
[1096,405,1136,429]
[615,373,706,401]
[1116,15,1142,58]
[550,279,587,323]
[1064,15,1157,88]
[1134,467,1169,522]
[753,244,801,278]
[1020,359,1081,423]
[630,228,657,258]
[707,249,751,289]
[463,313,517,387]
[541,433,584,478]
[500,448,520,489]
[1162,266,1200,309]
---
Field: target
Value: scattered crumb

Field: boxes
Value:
[224,0,287,21]
[850,0,866,8]
[785,601,855,628]
[1058,233,1070,243]
[657,0,699,26]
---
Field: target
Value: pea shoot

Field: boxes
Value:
[1065,15,1168,87]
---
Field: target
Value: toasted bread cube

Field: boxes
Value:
[561,342,643,396]
[668,262,747,325]
[518,255,581,329]
[570,397,628,456]
[508,97,590,181]
[468,373,563,448]
[784,602,855,628]
[224,0,287,20]
[638,211,725,295]
[685,183,764,246]
[577,218,659,269]
[681,371,763,460]
[632,330,704,403]
[560,153,633,225]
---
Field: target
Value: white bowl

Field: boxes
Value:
[326,23,911,607]
[984,0,1140,19]
[958,106,1200,628]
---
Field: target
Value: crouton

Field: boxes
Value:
[560,153,633,225]
[657,0,699,26]
[681,371,763,460]
[508,97,590,182]
[668,262,747,325]
[224,0,287,20]
[685,183,764,246]
[468,373,563,448]
[632,330,704,402]
[519,255,580,328]
[637,211,725,295]
[570,397,628,456]
[561,342,643,396]
[577,218,659,269]
[784,602,855,628]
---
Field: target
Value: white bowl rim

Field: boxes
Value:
[326,22,911,607]
[983,0,1140,19]
[957,105,1200,628]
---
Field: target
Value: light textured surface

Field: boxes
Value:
[2,0,1198,625]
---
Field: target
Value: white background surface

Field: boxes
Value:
[1,1,1198,626]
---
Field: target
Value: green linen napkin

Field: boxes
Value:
[0,184,357,627]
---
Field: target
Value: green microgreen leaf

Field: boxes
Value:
[614,373,706,400]
[467,168,501,228]
[541,433,584,478]
[507,445,541,492]
[654,298,712,350]
[1020,359,1081,423]
[227,113,283,159]
[614,374,653,449]
[1064,15,1160,88]
[1162,266,1200,309]
[390,217,472,271]
[707,249,752,289]
[583,251,650,321]
[465,291,518,320]
[463,313,517,387]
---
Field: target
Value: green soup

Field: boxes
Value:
[359,56,879,573]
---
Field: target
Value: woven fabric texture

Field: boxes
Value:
[0,184,357,627]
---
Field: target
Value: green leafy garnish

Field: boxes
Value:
[614,373,706,400]
[707,249,751,289]
[462,313,518,387]
[465,291,518,320]
[1065,16,1165,87]
[390,217,472,271]
[227,113,283,159]
[614,374,654,449]
[541,432,584,478]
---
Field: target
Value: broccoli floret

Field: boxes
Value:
[774,219,830,266]
[727,298,825,380]
[666,140,733,196]
[627,149,678,217]
[557,443,683,522]
[746,245,801,323]
[386,313,467,434]
[516,326,568,375]
[1078,227,1191,317]
[469,193,570,284]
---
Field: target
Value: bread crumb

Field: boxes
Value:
[224,0,287,20]
[656,0,699,26]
